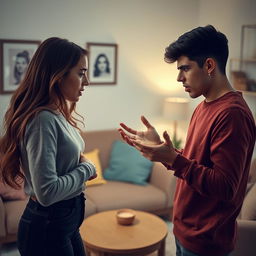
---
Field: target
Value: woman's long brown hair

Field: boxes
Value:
[0,37,87,188]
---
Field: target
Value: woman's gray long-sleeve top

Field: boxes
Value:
[20,110,96,206]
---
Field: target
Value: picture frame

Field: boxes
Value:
[87,42,118,85]
[0,39,41,94]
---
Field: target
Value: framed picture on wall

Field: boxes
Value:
[87,42,118,85]
[0,39,41,94]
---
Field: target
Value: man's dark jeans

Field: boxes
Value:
[175,237,231,256]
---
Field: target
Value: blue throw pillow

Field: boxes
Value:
[103,140,153,185]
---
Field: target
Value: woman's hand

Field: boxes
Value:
[79,153,87,163]
[80,153,98,180]
[88,173,98,180]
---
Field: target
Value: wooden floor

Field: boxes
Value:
[0,221,176,256]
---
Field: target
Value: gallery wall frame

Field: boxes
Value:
[87,42,118,85]
[0,39,41,94]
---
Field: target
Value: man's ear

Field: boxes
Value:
[204,58,216,74]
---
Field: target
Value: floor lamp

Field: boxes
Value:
[163,97,189,148]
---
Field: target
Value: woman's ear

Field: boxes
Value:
[58,77,63,85]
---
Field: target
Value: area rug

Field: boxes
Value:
[148,221,176,256]
[0,221,176,256]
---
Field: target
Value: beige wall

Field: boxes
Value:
[0,0,199,131]
[0,0,255,134]
[198,0,256,118]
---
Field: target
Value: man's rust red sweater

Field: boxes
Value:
[171,91,256,256]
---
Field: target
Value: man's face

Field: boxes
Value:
[176,56,210,99]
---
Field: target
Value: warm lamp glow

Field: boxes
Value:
[163,97,189,121]
[163,97,189,147]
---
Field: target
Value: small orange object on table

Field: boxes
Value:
[80,209,168,256]
[116,208,136,225]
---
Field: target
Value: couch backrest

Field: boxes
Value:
[248,158,256,184]
[240,158,256,220]
[240,183,256,220]
[80,129,121,170]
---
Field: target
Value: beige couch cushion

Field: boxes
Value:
[85,181,167,213]
[240,183,256,220]
[81,130,121,170]
[0,197,6,237]
[5,198,28,235]
[4,196,97,233]
[248,158,256,183]
[0,181,27,201]
[150,162,177,208]
[84,197,97,217]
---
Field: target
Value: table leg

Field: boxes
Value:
[158,238,166,256]
[86,249,106,256]
[85,247,91,256]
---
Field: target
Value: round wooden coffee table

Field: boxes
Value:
[80,210,168,256]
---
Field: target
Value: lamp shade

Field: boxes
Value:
[163,97,189,121]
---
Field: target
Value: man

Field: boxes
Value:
[118,25,256,256]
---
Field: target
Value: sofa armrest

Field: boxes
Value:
[0,196,6,238]
[149,162,176,208]
[230,220,256,256]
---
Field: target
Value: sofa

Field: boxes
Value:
[0,129,176,244]
[0,129,255,256]
[231,158,256,256]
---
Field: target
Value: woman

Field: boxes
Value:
[0,37,97,256]
[93,53,110,77]
[13,50,30,85]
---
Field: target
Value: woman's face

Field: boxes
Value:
[15,56,28,74]
[97,56,108,72]
[59,55,89,102]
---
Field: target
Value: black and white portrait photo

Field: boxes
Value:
[12,50,30,85]
[93,54,111,78]
[87,43,117,85]
[0,39,41,94]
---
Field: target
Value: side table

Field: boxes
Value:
[80,210,168,256]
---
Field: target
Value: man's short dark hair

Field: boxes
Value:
[164,25,229,74]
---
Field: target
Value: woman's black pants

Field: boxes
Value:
[17,193,86,256]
